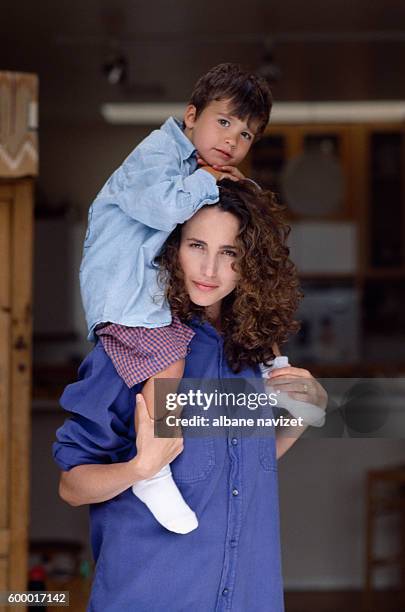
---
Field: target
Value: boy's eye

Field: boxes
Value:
[241,131,252,141]
[218,118,230,127]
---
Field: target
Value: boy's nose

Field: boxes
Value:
[225,134,237,148]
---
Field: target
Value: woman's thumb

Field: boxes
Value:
[136,394,153,422]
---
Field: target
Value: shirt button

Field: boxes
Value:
[230,539,237,548]
[232,488,239,496]
[222,588,229,596]
[231,437,238,445]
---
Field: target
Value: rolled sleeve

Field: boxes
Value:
[53,344,139,471]
[102,136,219,232]
[125,169,218,231]
[182,167,219,209]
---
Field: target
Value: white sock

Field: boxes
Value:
[132,464,198,534]
[274,391,325,427]
[261,357,325,427]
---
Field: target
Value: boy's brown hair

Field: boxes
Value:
[189,63,272,139]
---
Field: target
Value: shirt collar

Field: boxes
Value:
[161,116,196,161]
[189,316,223,342]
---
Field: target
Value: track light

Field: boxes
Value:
[102,53,128,85]
[256,37,282,85]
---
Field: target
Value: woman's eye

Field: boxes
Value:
[223,250,237,257]
[190,242,204,249]
[218,118,230,127]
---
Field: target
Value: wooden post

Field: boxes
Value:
[0,179,33,611]
[9,179,33,591]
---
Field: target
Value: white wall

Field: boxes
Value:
[278,438,404,589]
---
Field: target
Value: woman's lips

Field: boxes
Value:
[192,281,219,292]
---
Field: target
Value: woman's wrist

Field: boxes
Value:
[60,460,143,506]
[129,454,150,482]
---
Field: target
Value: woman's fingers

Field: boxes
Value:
[134,393,153,435]
[135,393,153,422]
[271,379,314,393]
[268,367,312,379]
[134,393,185,479]
[274,383,317,404]
[265,371,328,410]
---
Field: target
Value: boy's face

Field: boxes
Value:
[183,99,258,167]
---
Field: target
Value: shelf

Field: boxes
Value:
[299,362,405,377]
[298,273,357,282]
[363,268,405,279]
[371,554,404,568]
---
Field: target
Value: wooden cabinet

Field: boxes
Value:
[248,123,405,269]
[246,123,405,372]
[0,179,33,606]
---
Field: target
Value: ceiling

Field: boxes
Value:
[2,0,405,125]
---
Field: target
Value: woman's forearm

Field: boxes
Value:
[276,424,308,459]
[59,458,144,506]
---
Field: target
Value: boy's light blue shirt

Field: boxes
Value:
[80,117,219,341]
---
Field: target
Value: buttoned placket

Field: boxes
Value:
[215,336,244,611]
[183,152,198,176]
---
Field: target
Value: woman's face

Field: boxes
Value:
[178,206,241,319]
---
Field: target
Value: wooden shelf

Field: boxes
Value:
[363,268,405,279]
[298,273,357,282]
[299,362,405,377]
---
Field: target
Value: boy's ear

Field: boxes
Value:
[184,104,197,129]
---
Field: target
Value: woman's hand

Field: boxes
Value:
[264,366,328,458]
[131,393,184,480]
[267,366,328,412]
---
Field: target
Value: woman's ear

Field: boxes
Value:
[183,104,197,130]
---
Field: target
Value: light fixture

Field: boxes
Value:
[256,37,282,85]
[100,101,405,125]
[102,53,128,86]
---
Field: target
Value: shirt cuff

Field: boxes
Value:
[185,168,219,210]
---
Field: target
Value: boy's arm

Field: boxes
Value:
[105,136,219,232]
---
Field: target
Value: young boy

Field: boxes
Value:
[79,63,272,533]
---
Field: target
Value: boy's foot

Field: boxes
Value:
[261,358,325,427]
[273,391,326,427]
[132,464,198,534]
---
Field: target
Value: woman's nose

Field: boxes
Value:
[201,254,218,277]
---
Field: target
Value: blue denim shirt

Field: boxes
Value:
[53,319,284,612]
[80,118,219,341]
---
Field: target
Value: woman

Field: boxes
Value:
[54,180,326,611]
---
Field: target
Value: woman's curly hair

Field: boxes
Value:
[156,179,302,372]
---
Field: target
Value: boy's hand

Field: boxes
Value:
[199,165,243,183]
[212,165,245,181]
[196,153,245,183]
